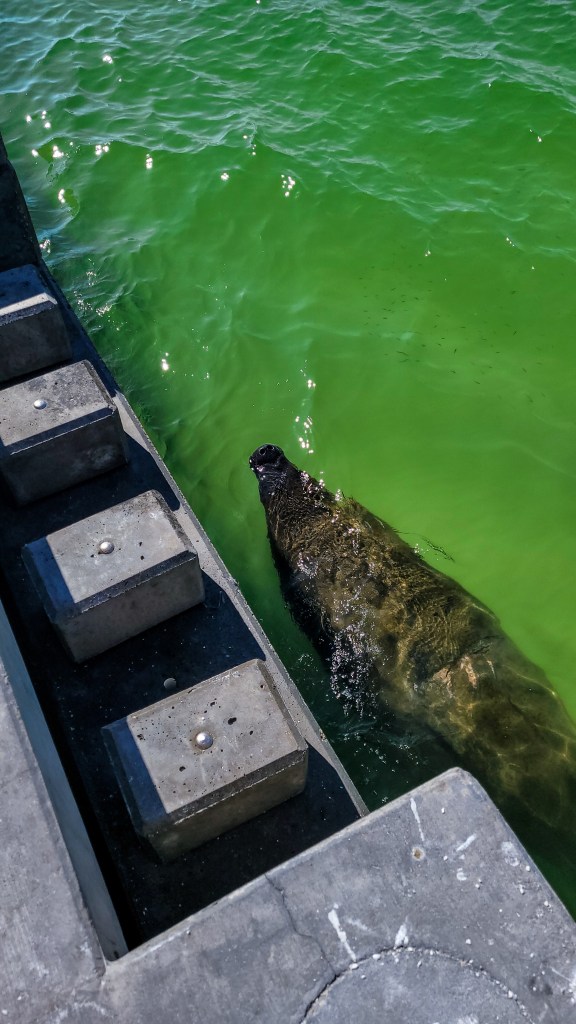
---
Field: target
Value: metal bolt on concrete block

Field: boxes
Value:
[103,658,309,859]
[0,359,129,503]
[0,263,72,381]
[22,489,205,661]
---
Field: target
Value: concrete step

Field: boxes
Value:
[0,358,128,503]
[23,489,205,661]
[0,263,72,380]
[104,658,308,859]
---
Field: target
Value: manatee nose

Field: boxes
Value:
[258,444,280,459]
[249,443,285,469]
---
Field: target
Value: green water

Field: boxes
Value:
[2,0,576,897]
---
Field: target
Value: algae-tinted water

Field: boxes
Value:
[2,0,576,908]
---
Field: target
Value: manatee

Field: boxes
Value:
[249,443,576,858]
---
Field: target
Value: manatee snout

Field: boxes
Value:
[249,444,297,504]
[249,443,286,472]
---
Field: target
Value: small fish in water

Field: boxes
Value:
[249,443,576,861]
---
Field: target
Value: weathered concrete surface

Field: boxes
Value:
[306,953,531,1022]
[0,599,127,966]
[23,489,205,661]
[6,768,574,1024]
[0,606,107,1024]
[101,771,576,1024]
[0,262,71,380]
[0,358,128,502]
[266,769,576,1022]
[104,658,308,858]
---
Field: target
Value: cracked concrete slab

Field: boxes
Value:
[103,875,335,1024]
[305,948,531,1023]
[266,770,576,1023]
[69,769,576,1024]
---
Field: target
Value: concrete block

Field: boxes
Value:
[0,264,71,381]
[22,490,205,661]
[0,359,128,503]
[103,658,308,859]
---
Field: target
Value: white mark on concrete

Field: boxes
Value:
[457,1016,479,1024]
[456,834,476,854]
[47,1002,111,1023]
[568,965,576,1004]
[328,906,357,962]
[501,841,520,867]
[410,797,425,844]
[550,965,576,1003]
[345,916,372,934]
[394,920,409,948]
[456,868,467,882]
[32,959,49,980]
